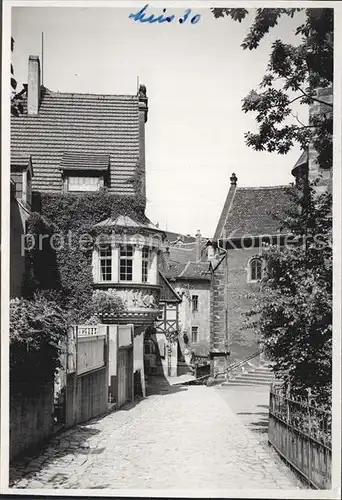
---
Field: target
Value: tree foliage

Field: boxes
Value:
[80,290,126,324]
[11,37,24,116]
[246,182,332,406]
[211,8,333,169]
[10,294,70,395]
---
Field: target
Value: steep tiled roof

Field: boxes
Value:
[178,261,210,280]
[169,246,196,264]
[11,88,140,194]
[162,260,187,279]
[161,246,210,281]
[218,185,294,239]
[164,231,196,244]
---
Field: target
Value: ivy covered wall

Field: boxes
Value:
[24,191,147,319]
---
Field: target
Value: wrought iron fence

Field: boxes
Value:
[269,384,331,489]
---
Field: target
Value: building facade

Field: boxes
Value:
[161,232,211,368]
[209,86,333,374]
[10,54,161,402]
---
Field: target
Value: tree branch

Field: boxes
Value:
[291,113,306,127]
[298,88,333,108]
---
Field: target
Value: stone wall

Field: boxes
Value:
[211,247,262,366]
[10,383,54,460]
[226,247,262,360]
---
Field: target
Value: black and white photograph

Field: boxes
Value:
[1,1,341,496]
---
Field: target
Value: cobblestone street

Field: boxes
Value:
[10,383,304,491]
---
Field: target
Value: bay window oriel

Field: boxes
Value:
[93,242,158,285]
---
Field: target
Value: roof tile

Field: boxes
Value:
[222,185,294,238]
[11,88,140,194]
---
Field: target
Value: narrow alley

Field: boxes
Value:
[10,382,303,491]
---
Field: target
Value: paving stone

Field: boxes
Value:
[10,385,304,491]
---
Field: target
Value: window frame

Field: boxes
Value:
[248,257,263,283]
[66,175,103,192]
[191,294,199,312]
[119,244,134,282]
[94,243,158,285]
[191,326,199,343]
[142,246,151,284]
[99,246,112,282]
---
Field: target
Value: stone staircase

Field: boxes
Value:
[222,363,275,386]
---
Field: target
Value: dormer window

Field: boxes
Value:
[60,152,110,193]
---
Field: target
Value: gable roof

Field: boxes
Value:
[11,87,140,195]
[11,154,33,176]
[215,185,294,239]
[159,272,182,302]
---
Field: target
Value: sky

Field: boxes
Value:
[11,5,307,237]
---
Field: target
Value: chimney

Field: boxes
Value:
[230,172,237,186]
[27,55,41,115]
[195,230,202,262]
[137,84,148,202]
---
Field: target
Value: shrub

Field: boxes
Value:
[77,290,126,323]
[10,295,69,396]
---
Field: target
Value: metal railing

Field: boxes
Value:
[213,349,265,380]
[189,350,266,383]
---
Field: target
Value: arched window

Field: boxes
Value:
[249,258,262,282]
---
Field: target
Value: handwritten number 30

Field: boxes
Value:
[179,9,201,24]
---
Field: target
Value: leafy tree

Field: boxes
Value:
[11,37,24,116]
[246,181,332,406]
[211,8,333,169]
[213,8,333,406]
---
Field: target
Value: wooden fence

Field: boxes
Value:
[77,334,106,375]
[64,325,109,428]
[268,385,331,489]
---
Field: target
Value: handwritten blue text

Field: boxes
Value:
[129,5,201,25]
